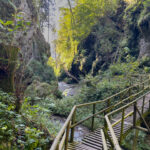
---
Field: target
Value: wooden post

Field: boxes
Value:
[120,108,125,144]
[56,144,59,150]
[91,104,96,131]
[104,115,107,129]
[120,93,123,102]
[132,129,139,150]
[142,96,145,114]
[65,122,70,150]
[149,75,150,89]
[129,88,131,97]
[133,102,137,127]
[70,110,76,143]
[107,99,111,107]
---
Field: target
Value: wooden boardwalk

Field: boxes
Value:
[50,76,150,150]
[68,92,150,150]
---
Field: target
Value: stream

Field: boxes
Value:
[51,82,89,141]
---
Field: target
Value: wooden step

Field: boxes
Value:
[68,142,96,150]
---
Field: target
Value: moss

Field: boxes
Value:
[0,44,19,92]
[122,1,143,58]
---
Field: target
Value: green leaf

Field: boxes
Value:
[26,22,31,26]
[2,126,7,130]
[0,19,4,25]
[7,28,13,32]
[4,21,14,26]
[29,139,35,144]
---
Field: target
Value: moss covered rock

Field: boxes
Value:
[0,44,19,92]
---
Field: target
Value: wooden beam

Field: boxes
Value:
[136,106,150,132]
[135,126,150,133]
[101,129,108,150]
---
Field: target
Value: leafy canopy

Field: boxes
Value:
[48,0,119,76]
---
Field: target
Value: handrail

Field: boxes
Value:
[50,74,149,150]
[105,116,122,150]
[106,91,150,117]
[71,86,149,128]
[76,78,149,108]
[101,129,108,150]
[105,90,150,150]
[50,106,76,150]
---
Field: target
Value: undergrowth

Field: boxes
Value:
[0,90,60,150]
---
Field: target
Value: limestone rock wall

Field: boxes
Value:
[0,0,53,92]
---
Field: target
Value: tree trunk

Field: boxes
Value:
[64,67,79,83]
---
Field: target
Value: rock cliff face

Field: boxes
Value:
[0,0,55,92]
[43,0,74,58]
[14,0,50,64]
[138,5,150,58]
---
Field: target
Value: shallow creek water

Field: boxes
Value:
[51,82,89,141]
[51,115,89,141]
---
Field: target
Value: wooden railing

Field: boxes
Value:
[105,77,150,149]
[101,129,108,150]
[50,74,149,150]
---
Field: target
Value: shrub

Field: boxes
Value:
[122,129,150,150]
[25,60,56,84]
[0,90,56,149]
[109,61,139,76]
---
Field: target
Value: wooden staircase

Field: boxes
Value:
[68,92,150,150]
[50,75,150,150]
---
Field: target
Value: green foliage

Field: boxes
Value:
[26,60,56,84]
[122,129,150,150]
[138,0,150,28]
[109,61,139,76]
[0,90,54,149]
[51,96,80,116]
[0,1,31,46]
[25,127,47,150]
[48,0,119,75]
[72,16,122,75]
[50,59,141,129]
[0,11,31,34]
[0,90,16,146]
[51,73,128,117]
[21,97,61,137]
[140,56,150,67]
[24,80,62,101]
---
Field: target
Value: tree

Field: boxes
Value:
[0,1,31,112]
[48,0,119,77]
